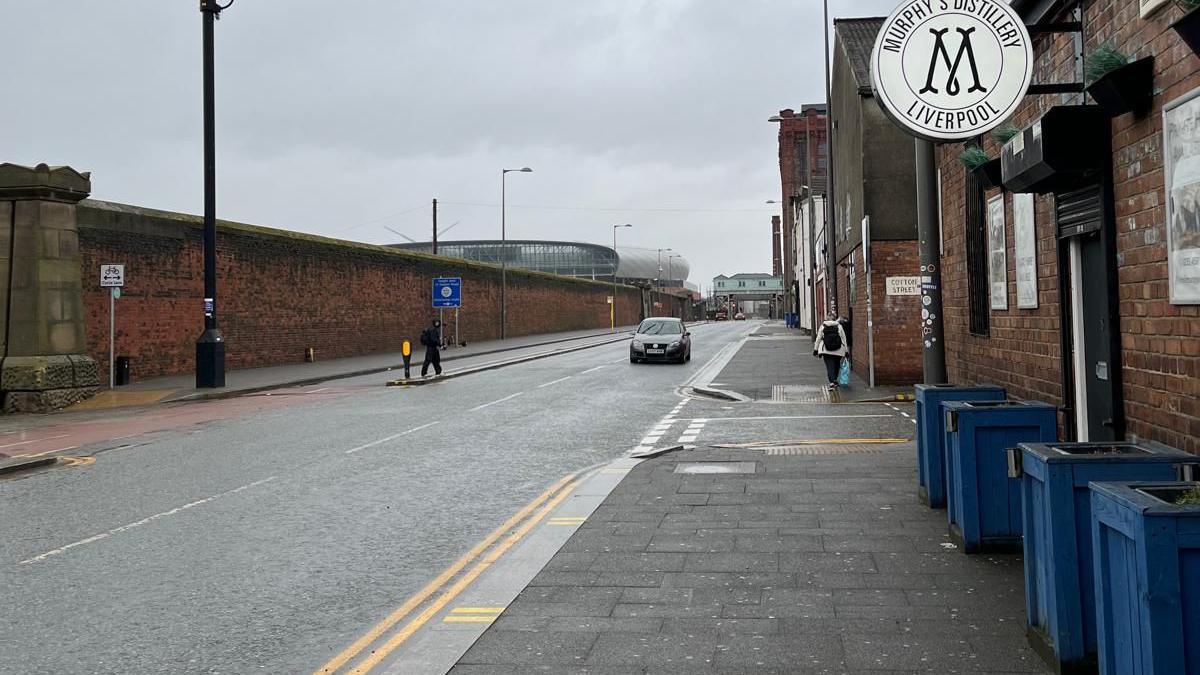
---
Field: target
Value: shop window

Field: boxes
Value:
[965,167,990,336]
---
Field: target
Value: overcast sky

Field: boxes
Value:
[4,0,898,291]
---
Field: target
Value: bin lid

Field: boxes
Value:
[1021,441,1194,463]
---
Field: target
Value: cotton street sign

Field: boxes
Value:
[432,277,462,308]
[871,0,1033,142]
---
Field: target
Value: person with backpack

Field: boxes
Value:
[420,319,443,378]
[813,313,849,389]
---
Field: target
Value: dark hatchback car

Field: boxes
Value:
[630,317,691,364]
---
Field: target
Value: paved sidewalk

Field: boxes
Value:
[68,325,638,411]
[447,323,1046,674]
[711,322,912,403]
[450,445,1043,674]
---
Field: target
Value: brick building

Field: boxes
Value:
[930,0,1200,452]
[828,18,924,385]
[771,105,828,330]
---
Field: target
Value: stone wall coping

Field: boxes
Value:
[0,163,92,202]
[78,199,644,293]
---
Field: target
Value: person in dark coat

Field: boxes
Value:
[813,313,849,389]
[420,319,443,378]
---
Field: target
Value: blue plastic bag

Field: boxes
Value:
[837,358,850,386]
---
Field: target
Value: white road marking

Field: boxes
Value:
[900,412,911,419]
[679,435,699,443]
[307,387,332,394]
[469,392,524,412]
[537,377,572,389]
[581,366,606,374]
[0,434,69,450]
[345,422,441,455]
[641,437,661,445]
[18,477,278,565]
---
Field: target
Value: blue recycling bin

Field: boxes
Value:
[1019,442,1194,674]
[1091,481,1200,675]
[914,384,1006,508]
[943,400,1056,553]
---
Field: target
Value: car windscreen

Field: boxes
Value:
[637,321,682,335]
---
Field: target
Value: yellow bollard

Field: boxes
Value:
[402,340,412,379]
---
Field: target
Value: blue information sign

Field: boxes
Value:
[432,277,462,308]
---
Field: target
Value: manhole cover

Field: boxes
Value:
[673,462,757,474]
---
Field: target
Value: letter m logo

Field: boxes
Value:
[920,27,987,96]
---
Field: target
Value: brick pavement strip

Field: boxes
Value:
[450,445,1049,674]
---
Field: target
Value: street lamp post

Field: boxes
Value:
[196,0,233,389]
[500,167,532,340]
[667,253,682,318]
[656,248,671,290]
[611,224,632,332]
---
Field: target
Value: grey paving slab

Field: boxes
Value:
[448,358,1045,674]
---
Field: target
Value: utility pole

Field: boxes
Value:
[915,140,948,383]
[196,0,231,389]
[432,198,438,255]
[823,0,839,315]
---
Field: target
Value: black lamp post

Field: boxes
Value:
[196,0,233,388]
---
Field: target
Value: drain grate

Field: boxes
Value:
[765,443,902,456]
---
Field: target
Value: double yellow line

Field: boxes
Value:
[315,472,582,675]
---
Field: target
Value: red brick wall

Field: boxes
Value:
[78,200,654,380]
[935,0,1200,453]
[835,242,922,385]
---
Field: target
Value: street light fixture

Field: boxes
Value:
[196,0,235,389]
[500,167,533,340]
[611,223,632,332]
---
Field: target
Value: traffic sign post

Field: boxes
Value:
[100,264,125,388]
[433,278,462,348]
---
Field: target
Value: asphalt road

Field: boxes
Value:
[0,320,762,675]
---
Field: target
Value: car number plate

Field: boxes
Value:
[647,349,665,355]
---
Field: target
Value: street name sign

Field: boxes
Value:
[432,277,462,308]
[887,276,922,295]
[100,264,125,287]
[871,0,1033,142]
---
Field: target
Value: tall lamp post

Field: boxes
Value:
[611,224,632,332]
[667,253,683,318]
[196,0,234,389]
[500,167,532,340]
[655,248,671,289]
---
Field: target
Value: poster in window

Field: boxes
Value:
[1013,193,1038,309]
[1164,89,1200,304]
[987,194,1008,310]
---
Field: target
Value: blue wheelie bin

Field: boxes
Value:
[943,399,1056,553]
[914,384,1005,508]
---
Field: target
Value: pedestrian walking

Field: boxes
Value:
[420,319,443,378]
[813,313,849,390]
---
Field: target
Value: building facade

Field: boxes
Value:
[829,18,923,385]
[773,105,828,323]
[712,273,785,317]
[925,0,1199,453]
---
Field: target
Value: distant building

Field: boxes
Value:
[772,105,828,329]
[712,273,785,318]
[390,240,691,288]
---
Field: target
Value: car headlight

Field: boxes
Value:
[669,341,681,348]
[632,340,644,350]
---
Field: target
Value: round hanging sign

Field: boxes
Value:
[871,0,1033,142]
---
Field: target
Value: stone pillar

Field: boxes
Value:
[0,163,100,412]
